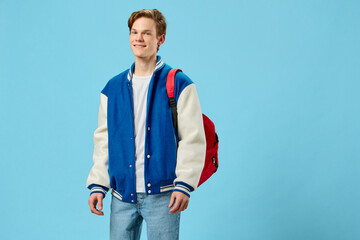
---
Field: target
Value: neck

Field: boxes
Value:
[133,55,157,76]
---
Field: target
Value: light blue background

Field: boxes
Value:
[1,0,359,239]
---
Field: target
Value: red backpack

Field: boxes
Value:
[166,69,219,187]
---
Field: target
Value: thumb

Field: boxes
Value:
[98,195,103,210]
[168,193,175,208]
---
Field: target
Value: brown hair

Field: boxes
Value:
[128,9,167,37]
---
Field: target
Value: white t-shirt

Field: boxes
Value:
[132,74,152,193]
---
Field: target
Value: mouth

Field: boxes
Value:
[133,44,146,48]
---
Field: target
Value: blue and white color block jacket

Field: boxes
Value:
[86,56,206,204]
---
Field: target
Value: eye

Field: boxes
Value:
[131,31,137,34]
[145,32,151,35]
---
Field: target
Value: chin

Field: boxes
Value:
[133,53,146,58]
[131,50,143,57]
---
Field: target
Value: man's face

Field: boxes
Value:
[129,17,164,60]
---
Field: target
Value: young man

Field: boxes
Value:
[86,9,206,240]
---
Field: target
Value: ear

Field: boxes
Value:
[158,34,165,47]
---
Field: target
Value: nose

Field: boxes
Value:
[136,33,144,41]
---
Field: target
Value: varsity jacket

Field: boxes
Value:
[86,56,206,204]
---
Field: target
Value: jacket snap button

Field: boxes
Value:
[147,155,150,159]
[147,183,151,187]
[148,127,150,131]
[129,165,132,167]
[148,190,151,194]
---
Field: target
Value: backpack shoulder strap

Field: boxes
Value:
[166,68,182,135]
[166,69,182,98]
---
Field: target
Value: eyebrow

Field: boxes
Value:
[131,28,153,32]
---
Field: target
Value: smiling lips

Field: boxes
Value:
[134,44,146,48]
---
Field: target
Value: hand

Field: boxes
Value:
[88,193,104,216]
[168,191,189,214]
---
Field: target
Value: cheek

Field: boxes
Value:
[151,39,159,45]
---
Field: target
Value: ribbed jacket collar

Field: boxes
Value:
[127,55,165,81]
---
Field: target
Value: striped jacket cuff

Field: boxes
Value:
[173,181,194,198]
[88,184,109,199]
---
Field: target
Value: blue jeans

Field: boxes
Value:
[110,191,181,240]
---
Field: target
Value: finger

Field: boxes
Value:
[92,205,104,215]
[92,209,104,215]
[184,200,189,210]
[98,195,103,210]
[168,193,175,208]
[89,196,103,215]
[88,196,96,210]
[181,200,189,211]
[89,198,98,213]
[170,198,181,214]
[179,199,187,212]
